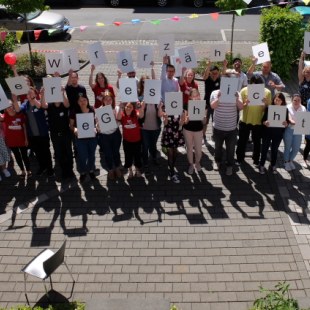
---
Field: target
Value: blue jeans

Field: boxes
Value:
[283,127,302,162]
[142,129,161,165]
[98,129,122,170]
[75,137,97,174]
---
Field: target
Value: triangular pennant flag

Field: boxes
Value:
[16,31,23,43]
[242,0,252,4]
[189,14,199,19]
[150,20,161,25]
[63,25,70,31]
[48,29,57,36]
[34,30,42,41]
[0,31,7,42]
[131,19,141,24]
[80,25,87,31]
[210,12,219,21]
[235,9,243,16]
[303,0,310,4]
[113,21,123,26]
[96,22,105,26]
[171,16,180,21]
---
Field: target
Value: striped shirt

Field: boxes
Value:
[210,89,238,131]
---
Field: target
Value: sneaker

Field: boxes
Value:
[284,161,292,171]
[2,169,11,178]
[170,173,180,184]
[79,174,87,183]
[188,164,194,175]
[225,166,233,176]
[213,161,220,171]
[289,161,296,170]
[259,165,265,175]
[195,162,202,172]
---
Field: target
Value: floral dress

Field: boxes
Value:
[161,115,185,148]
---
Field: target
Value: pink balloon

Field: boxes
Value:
[4,53,17,66]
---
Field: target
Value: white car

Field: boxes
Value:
[0,5,70,40]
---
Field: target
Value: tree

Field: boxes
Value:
[215,0,247,63]
[0,0,46,74]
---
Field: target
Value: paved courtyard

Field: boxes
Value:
[0,40,310,310]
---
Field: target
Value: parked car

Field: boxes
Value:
[0,5,70,40]
[106,0,171,7]
[290,5,310,25]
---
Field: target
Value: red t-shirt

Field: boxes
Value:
[121,112,141,143]
[2,112,27,147]
[180,80,199,105]
[92,84,115,109]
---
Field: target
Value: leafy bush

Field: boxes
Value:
[16,52,46,78]
[0,29,17,89]
[260,6,304,80]
[0,301,85,310]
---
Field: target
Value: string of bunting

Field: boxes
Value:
[0,0,309,43]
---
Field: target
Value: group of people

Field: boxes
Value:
[0,51,310,184]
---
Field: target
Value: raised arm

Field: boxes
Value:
[89,64,96,89]
[247,57,257,76]
[150,61,156,79]
[202,59,211,80]
[39,87,48,109]
[116,69,122,89]
[11,93,20,112]
[179,67,187,86]
[298,51,305,83]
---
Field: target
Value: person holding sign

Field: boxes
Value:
[1,95,30,178]
[298,51,310,107]
[183,89,204,175]
[179,68,199,109]
[89,65,115,109]
[159,103,185,184]
[69,95,98,182]
[283,94,306,171]
[202,61,221,144]
[97,91,122,181]
[210,89,243,176]
[117,102,145,179]
[161,56,180,102]
[0,120,11,182]
[259,93,289,175]
[40,86,74,180]
[13,88,54,177]
[303,98,310,168]
[236,75,272,166]
[222,58,248,92]
[247,59,285,98]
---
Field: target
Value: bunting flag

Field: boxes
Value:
[235,9,244,16]
[150,20,161,25]
[0,31,7,43]
[34,30,42,41]
[242,0,252,4]
[113,21,123,26]
[210,13,219,21]
[131,19,141,24]
[171,16,180,21]
[80,25,87,31]
[16,31,23,43]
[48,29,57,36]
[96,22,105,26]
[303,0,310,4]
[189,14,199,19]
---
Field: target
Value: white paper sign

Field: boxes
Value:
[87,41,108,66]
[117,50,134,73]
[209,44,227,62]
[0,84,10,110]
[143,80,161,104]
[170,54,182,78]
[95,105,118,133]
[267,106,287,128]
[5,77,29,96]
[294,112,310,135]
[219,77,239,103]
[137,46,154,68]
[304,32,310,54]
[43,77,63,103]
[252,42,270,65]
[119,78,138,103]
[247,84,265,106]
[158,34,175,57]
[63,48,80,73]
[76,113,96,139]
[45,52,63,75]
[178,46,197,69]
[164,92,183,116]
[188,100,206,121]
